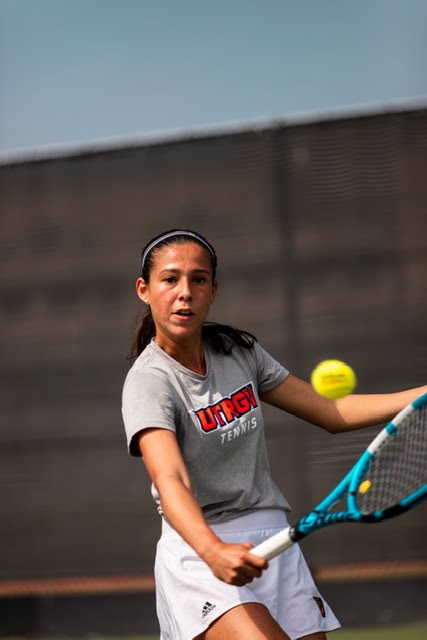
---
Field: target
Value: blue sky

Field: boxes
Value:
[1,0,427,155]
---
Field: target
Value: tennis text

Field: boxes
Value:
[220,416,258,444]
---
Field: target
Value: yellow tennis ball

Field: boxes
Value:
[311,359,357,399]
[359,480,372,494]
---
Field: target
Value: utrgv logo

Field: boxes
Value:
[194,383,258,433]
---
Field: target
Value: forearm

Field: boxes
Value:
[137,428,271,583]
[262,375,427,434]
[331,386,427,432]
[155,474,222,563]
[138,428,221,561]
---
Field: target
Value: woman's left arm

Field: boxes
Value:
[260,374,427,434]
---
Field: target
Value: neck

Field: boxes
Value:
[154,335,206,375]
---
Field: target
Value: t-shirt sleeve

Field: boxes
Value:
[253,343,289,392]
[122,369,177,457]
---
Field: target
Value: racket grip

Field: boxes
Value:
[250,526,295,560]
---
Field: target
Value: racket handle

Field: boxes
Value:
[250,526,295,560]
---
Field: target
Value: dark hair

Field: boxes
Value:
[140,229,217,282]
[128,229,256,362]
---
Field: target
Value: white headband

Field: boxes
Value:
[141,231,216,273]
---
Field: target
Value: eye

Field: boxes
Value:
[194,276,208,284]
[163,276,177,283]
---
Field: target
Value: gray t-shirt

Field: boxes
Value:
[122,339,290,523]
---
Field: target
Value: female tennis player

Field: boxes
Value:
[122,229,426,640]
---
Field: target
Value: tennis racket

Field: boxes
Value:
[251,392,427,560]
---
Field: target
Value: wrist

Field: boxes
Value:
[196,532,224,564]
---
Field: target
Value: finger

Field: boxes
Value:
[244,552,269,570]
[231,573,254,587]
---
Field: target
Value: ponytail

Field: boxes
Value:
[128,308,156,364]
[202,322,256,354]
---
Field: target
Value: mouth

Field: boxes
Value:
[174,309,194,318]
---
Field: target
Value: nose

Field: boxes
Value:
[179,278,192,300]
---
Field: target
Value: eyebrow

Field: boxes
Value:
[158,268,211,275]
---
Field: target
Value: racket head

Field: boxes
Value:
[348,392,427,520]
[252,393,427,560]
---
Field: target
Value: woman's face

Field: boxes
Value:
[136,241,217,347]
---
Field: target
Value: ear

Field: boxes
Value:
[136,278,149,304]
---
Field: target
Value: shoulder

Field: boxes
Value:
[234,341,290,390]
[123,343,174,396]
[205,339,265,375]
[126,341,157,375]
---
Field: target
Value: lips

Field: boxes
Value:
[175,309,194,317]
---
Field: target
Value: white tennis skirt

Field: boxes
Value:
[154,509,340,640]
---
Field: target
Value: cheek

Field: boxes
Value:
[151,289,173,311]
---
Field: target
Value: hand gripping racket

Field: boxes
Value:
[252,392,427,560]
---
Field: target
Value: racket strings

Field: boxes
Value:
[356,405,427,514]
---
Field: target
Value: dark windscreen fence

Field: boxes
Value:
[0,106,426,580]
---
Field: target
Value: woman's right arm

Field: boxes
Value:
[137,427,267,585]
